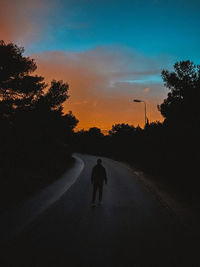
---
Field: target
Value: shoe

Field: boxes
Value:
[98,202,103,205]
[91,203,96,207]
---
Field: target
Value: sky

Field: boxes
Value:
[1,0,200,131]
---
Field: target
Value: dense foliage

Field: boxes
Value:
[0,41,78,211]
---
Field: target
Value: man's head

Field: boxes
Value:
[97,158,102,165]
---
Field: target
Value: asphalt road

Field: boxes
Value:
[1,154,198,267]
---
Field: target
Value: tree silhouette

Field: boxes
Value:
[158,60,200,128]
[74,127,104,154]
[88,127,104,138]
[0,40,78,210]
[0,40,45,117]
[109,123,135,137]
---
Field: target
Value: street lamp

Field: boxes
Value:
[133,99,147,127]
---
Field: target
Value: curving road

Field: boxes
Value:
[1,154,197,266]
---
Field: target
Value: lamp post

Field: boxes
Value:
[133,99,147,127]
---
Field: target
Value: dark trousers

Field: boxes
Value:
[92,184,103,203]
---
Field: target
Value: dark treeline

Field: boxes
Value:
[0,41,78,212]
[74,60,200,202]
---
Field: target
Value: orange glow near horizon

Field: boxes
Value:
[34,50,164,132]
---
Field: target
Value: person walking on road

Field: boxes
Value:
[91,159,107,207]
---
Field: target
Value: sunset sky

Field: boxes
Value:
[1,0,200,131]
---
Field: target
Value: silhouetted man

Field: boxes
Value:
[91,159,107,207]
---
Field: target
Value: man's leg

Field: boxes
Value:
[92,185,97,204]
[99,185,103,203]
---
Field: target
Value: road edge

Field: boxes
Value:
[0,154,84,244]
[118,160,200,236]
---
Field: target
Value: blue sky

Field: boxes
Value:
[27,0,200,63]
[2,0,199,129]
